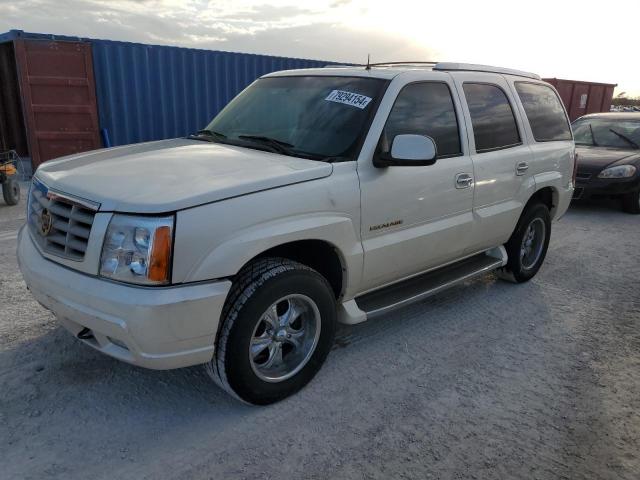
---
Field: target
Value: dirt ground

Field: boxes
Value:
[1,191,639,480]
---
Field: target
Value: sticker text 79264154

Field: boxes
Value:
[325,90,372,109]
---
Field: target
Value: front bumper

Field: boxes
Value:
[17,226,232,369]
[574,175,640,200]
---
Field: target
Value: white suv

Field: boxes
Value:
[17,62,575,404]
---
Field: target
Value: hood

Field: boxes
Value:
[576,146,640,173]
[35,139,333,212]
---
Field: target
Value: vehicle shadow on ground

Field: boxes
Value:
[569,198,626,214]
[1,324,251,416]
[1,271,525,420]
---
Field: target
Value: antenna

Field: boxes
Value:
[365,54,371,70]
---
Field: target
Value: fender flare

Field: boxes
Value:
[183,213,364,296]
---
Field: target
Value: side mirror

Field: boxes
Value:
[374,134,437,167]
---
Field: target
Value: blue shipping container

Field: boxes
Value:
[90,39,337,147]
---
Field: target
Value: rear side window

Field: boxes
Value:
[463,83,521,153]
[515,82,572,142]
[382,82,461,157]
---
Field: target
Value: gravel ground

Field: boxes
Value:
[1,192,639,480]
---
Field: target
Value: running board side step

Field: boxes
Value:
[338,247,507,324]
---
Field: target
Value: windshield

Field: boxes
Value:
[203,76,388,161]
[572,118,640,149]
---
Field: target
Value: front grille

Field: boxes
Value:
[28,178,98,261]
[576,171,592,181]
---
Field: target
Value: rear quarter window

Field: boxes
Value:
[515,82,572,142]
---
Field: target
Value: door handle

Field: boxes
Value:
[516,162,529,176]
[455,173,473,189]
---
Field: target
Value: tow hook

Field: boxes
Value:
[77,327,94,340]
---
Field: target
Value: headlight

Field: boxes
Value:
[598,165,637,179]
[100,214,174,285]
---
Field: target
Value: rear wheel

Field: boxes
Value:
[2,177,20,206]
[206,258,336,405]
[499,203,551,283]
[621,190,640,214]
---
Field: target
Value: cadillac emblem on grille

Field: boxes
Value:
[40,208,53,236]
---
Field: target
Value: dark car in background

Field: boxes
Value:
[572,113,640,214]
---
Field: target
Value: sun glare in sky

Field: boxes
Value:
[337,0,637,95]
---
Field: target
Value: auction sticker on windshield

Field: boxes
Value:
[325,90,372,109]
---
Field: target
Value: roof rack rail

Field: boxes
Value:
[322,61,541,80]
[433,62,540,80]
[323,64,361,68]
[367,61,437,67]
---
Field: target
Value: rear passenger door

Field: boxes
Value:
[451,73,536,252]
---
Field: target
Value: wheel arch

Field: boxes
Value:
[506,186,559,243]
[244,239,346,300]
[525,186,559,219]
[175,206,364,292]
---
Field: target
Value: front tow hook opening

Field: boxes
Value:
[77,327,95,340]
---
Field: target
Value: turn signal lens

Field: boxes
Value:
[148,226,172,282]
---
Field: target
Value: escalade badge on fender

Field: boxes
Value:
[369,219,403,231]
[40,208,53,236]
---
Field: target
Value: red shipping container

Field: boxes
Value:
[13,39,102,169]
[543,78,617,122]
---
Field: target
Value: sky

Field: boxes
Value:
[2,0,639,96]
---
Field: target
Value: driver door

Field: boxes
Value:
[357,80,475,293]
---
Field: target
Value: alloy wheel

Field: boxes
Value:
[249,294,321,383]
[520,217,546,270]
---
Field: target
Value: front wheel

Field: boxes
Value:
[206,258,336,404]
[499,203,551,283]
[621,190,640,214]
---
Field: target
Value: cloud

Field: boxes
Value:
[0,0,434,63]
[208,22,434,63]
[329,0,352,7]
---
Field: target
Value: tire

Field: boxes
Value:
[621,190,640,214]
[206,257,337,405]
[499,203,551,283]
[2,177,20,206]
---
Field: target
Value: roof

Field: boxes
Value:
[578,112,640,121]
[265,62,542,81]
[264,67,402,80]
[433,62,540,80]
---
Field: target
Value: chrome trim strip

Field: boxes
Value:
[32,176,100,211]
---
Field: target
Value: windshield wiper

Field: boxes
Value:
[187,129,227,142]
[238,135,295,155]
[233,134,342,162]
[609,128,639,149]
